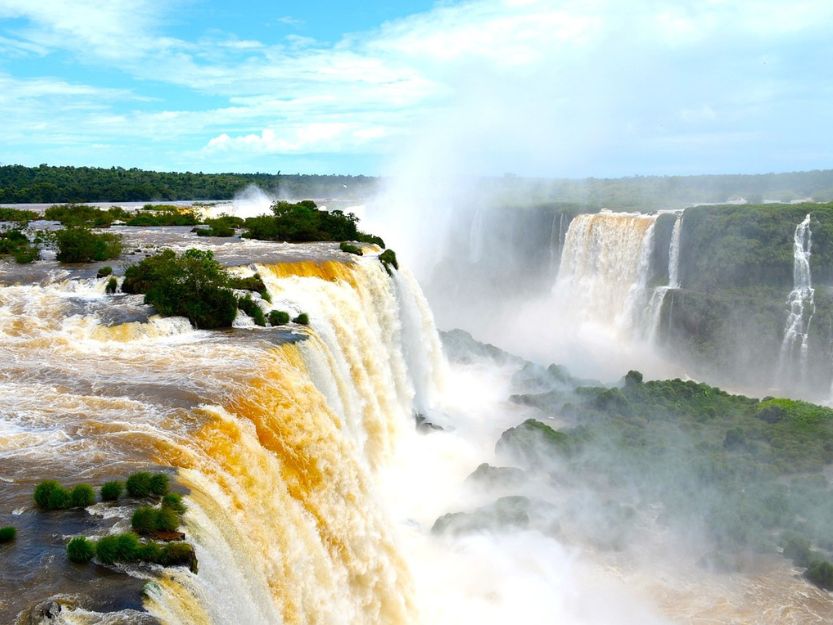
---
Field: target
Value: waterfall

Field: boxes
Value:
[468,206,485,263]
[777,213,815,387]
[0,256,446,625]
[548,212,567,273]
[556,211,658,335]
[150,258,446,625]
[645,211,683,343]
[668,214,682,289]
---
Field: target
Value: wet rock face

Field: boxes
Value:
[19,595,163,625]
[414,414,444,433]
[431,496,533,536]
[464,463,527,489]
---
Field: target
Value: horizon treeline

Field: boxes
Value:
[1,163,832,209]
[0,164,376,203]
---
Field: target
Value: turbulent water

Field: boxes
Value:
[556,211,658,337]
[3,228,833,624]
[777,213,815,388]
[644,212,682,344]
[0,252,446,624]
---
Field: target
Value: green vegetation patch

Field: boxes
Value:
[504,372,833,587]
[237,294,266,326]
[339,241,362,255]
[122,250,238,329]
[243,200,384,245]
[0,526,16,543]
[66,536,95,563]
[125,471,170,498]
[45,204,129,228]
[0,228,39,264]
[55,227,122,263]
[100,481,124,502]
[268,310,290,326]
[0,207,38,222]
[379,249,398,275]
[126,208,199,227]
[131,505,180,535]
[196,216,241,237]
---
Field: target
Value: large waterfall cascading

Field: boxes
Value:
[777,213,815,387]
[556,211,658,335]
[645,212,683,343]
[0,255,446,625]
[147,258,445,625]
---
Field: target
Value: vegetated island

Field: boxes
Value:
[438,330,833,593]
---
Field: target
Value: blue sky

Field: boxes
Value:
[0,0,831,176]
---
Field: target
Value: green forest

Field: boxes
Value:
[0,164,376,203]
[1,163,833,207]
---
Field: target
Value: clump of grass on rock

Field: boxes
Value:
[66,536,95,563]
[0,526,16,543]
[100,481,124,502]
[126,471,169,498]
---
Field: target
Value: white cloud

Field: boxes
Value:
[0,0,830,172]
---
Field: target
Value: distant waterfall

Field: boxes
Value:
[556,211,658,334]
[777,214,815,387]
[549,212,567,273]
[645,212,683,343]
[668,214,682,289]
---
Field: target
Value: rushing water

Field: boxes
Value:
[777,214,815,389]
[2,229,832,624]
[556,211,658,336]
[644,212,683,344]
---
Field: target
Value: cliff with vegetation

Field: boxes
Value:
[653,202,833,397]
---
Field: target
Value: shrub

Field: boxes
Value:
[156,506,180,531]
[96,532,141,564]
[805,559,833,590]
[241,200,381,246]
[293,313,309,326]
[131,506,160,534]
[0,207,38,222]
[70,484,96,508]
[122,249,238,329]
[197,218,237,237]
[157,542,196,569]
[100,481,123,502]
[66,536,95,563]
[97,266,113,277]
[126,472,153,497]
[105,276,118,294]
[339,241,362,255]
[162,493,187,514]
[136,541,162,562]
[268,310,290,326]
[379,249,398,275]
[45,204,127,227]
[132,505,180,535]
[13,245,38,264]
[355,232,385,248]
[624,370,644,386]
[782,534,813,567]
[34,480,70,510]
[0,526,16,543]
[126,209,198,227]
[228,273,270,301]
[149,473,169,496]
[238,294,266,326]
[55,227,122,263]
